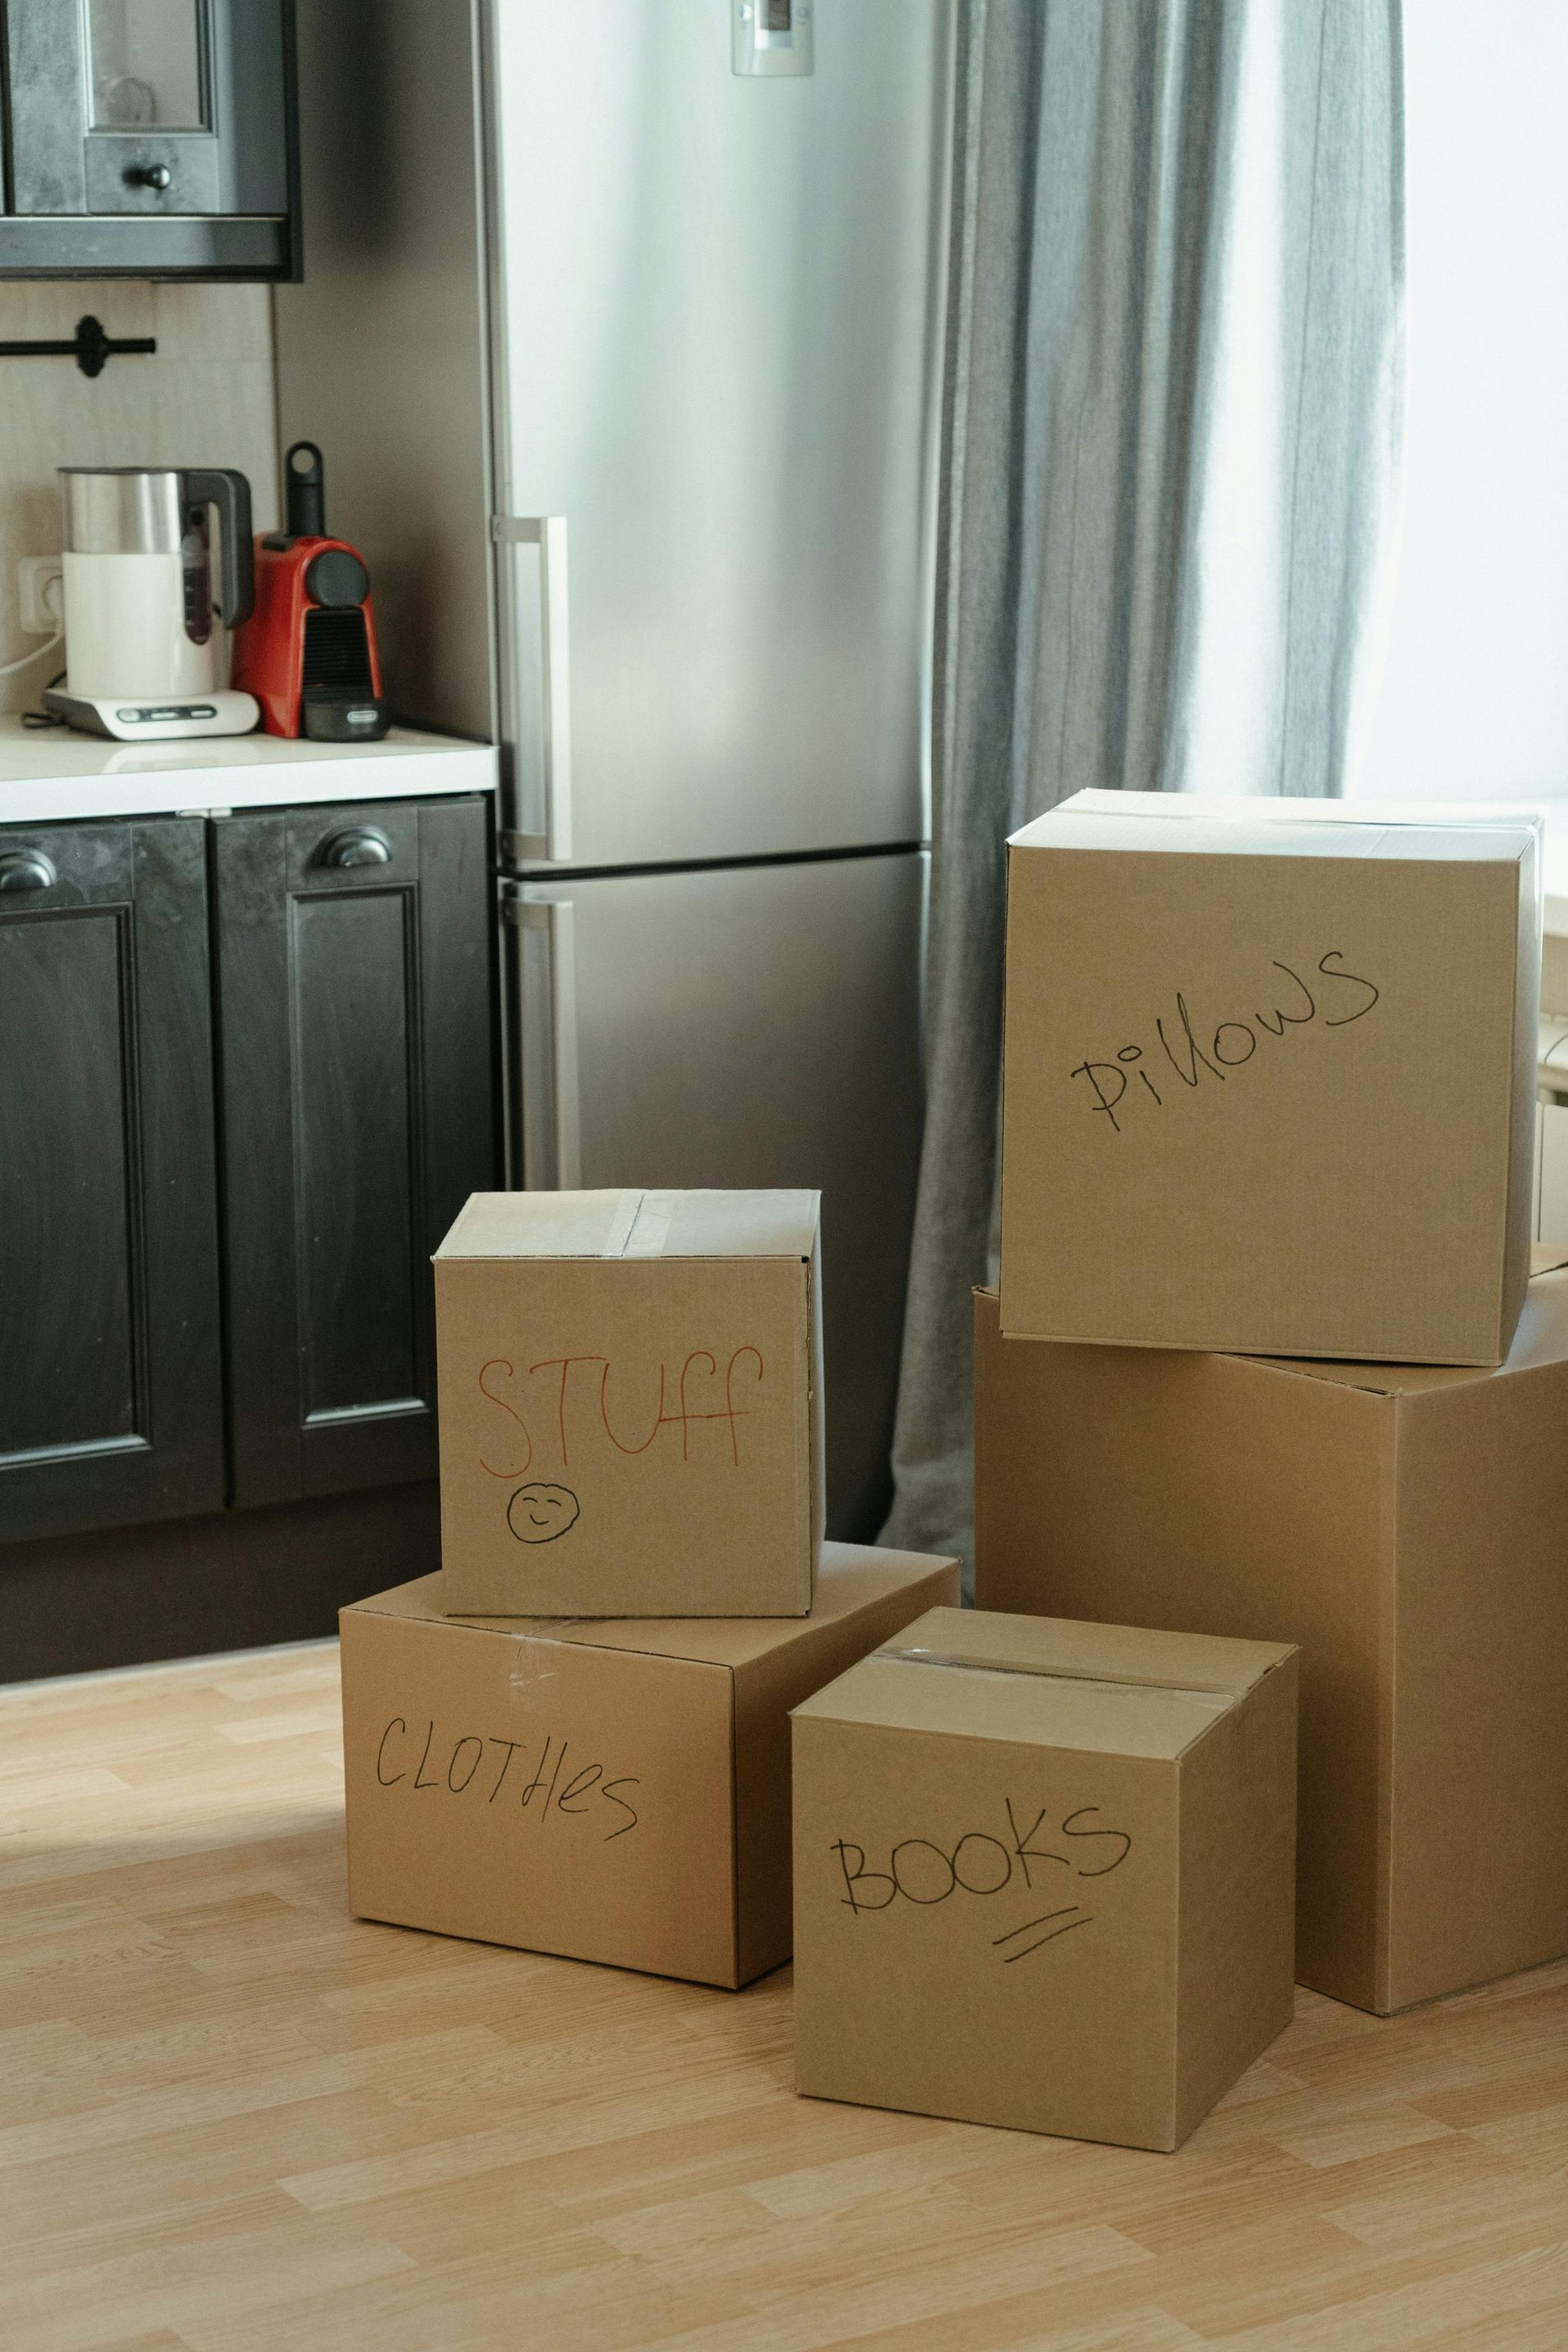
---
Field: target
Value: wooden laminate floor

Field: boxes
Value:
[4,1648,1568,2352]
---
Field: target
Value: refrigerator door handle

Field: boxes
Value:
[493,515,573,862]
[503,893,583,1189]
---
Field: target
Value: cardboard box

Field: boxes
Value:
[1000,791,1540,1363]
[341,1541,959,1988]
[434,1189,823,1616]
[975,1258,1568,2013]
[792,1608,1297,2152]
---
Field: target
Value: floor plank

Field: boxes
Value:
[4,1642,1568,2351]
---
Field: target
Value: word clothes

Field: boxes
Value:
[372,1713,639,1839]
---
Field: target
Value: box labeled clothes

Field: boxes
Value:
[341,1544,958,1988]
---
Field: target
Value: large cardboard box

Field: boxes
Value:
[434,1189,823,1616]
[975,1260,1568,2013]
[341,1542,958,1988]
[793,1608,1298,2151]
[1000,791,1540,1364]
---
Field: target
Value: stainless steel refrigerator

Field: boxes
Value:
[276,0,953,1537]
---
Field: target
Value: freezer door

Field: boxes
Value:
[502,851,926,1539]
[490,0,952,869]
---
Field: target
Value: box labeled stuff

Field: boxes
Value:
[341,1543,959,1989]
[434,1189,823,1616]
[1001,791,1540,1363]
[975,1257,1568,2013]
[793,1609,1298,2152]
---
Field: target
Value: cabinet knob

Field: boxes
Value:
[127,163,173,191]
[0,849,57,893]
[318,826,392,870]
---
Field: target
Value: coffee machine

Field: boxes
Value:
[231,441,389,742]
[44,466,260,742]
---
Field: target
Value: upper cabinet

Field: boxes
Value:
[1,0,297,278]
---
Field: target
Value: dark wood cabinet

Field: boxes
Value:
[0,791,494,1575]
[0,817,224,1541]
[212,795,494,1508]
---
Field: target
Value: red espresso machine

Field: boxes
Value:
[231,440,389,740]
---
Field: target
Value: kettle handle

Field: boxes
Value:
[184,468,254,628]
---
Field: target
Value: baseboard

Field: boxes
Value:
[0,1483,441,1682]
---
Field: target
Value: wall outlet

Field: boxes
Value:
[19,556,64,635]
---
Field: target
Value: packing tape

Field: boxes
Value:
[507,1618,585,1697]
[875,1642,1239,1708]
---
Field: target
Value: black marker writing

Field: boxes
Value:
[1317,950,1380,1025]
[376,1718,407,1786]
[831,1797,1131,1967]
[1156,992,1227,1091]
[1254,960,1318,1036]
[1070,947,1383,1133]
[992,1906,1093,1962]
[374,1715,641,1842]
[602,1778,641,1839]
[1061,1806,1134,1877]
[488,1737,523,1802]
[1004,1797,1069,1887]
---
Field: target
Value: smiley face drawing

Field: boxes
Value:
[507,1481,581,1545]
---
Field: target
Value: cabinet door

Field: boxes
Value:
[213,796,495,1506]
[0,817,223,1543]
[5,0,290,221]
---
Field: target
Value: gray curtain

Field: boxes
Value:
[882,0,1405,1571]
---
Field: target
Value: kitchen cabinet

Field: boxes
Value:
[0,817,224,1540]
[0,794,493,1552]
[213,798,493,1506]
[1,0,297,279]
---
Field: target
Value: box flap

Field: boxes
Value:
[792,1606,1296,1762]
[435,1191,642,1260]
[345,1542,956,1671]
[1009,790,1539,866]
[434,1187,819,1263]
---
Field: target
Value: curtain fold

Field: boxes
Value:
[883,0,1405,1572]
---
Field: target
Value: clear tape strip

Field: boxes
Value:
[875,1646,1238,1706]
[507,1618,585,1693]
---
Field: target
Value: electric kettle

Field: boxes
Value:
[44,466,261,742]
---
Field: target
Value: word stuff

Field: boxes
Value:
[477,1347,766,1481]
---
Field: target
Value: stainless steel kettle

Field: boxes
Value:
[48,465,258,739]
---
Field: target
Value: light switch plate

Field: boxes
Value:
[733,0,813,77]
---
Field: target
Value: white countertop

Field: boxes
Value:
[0,719,497,826]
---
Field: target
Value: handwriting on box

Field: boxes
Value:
[474,1347,768,1547]
[1069,951,1380,1134]
[374,1714,640,1841]
[831,1797,1132,1965]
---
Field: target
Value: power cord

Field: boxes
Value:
[0,630,62,679]
[21,667,68,728]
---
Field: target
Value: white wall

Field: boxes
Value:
[1355,0,1568,802]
